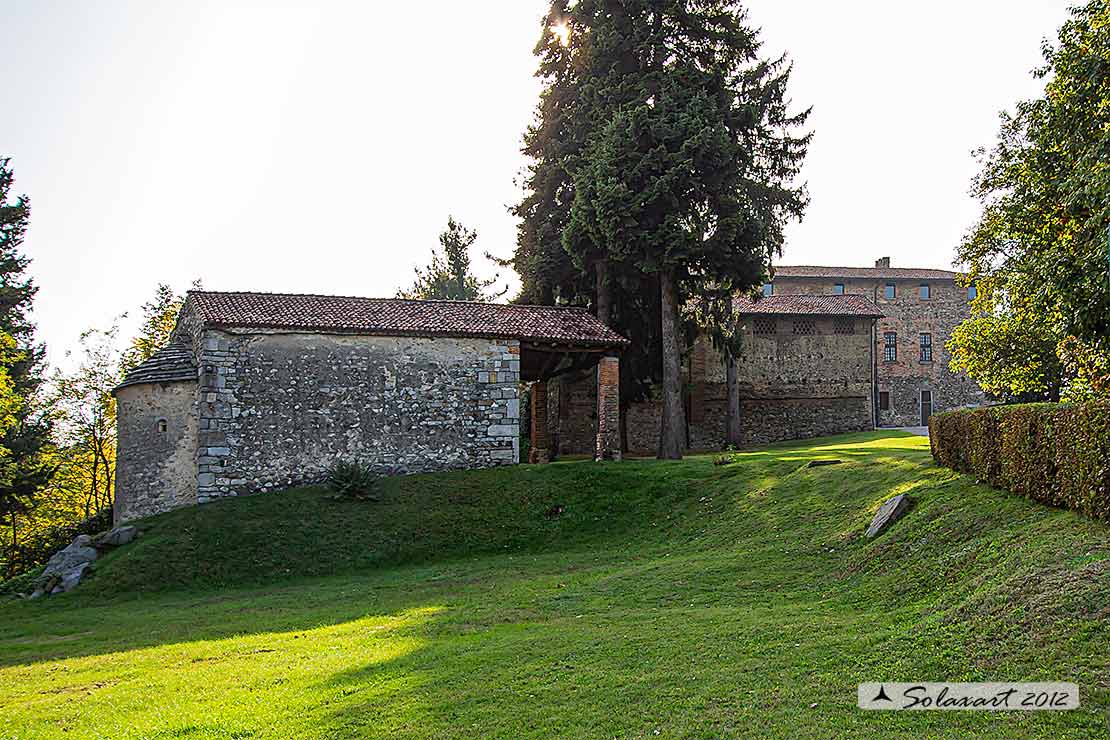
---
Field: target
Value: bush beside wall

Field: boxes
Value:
[930,403,1110,522]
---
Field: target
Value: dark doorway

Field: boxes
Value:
[920,390,932,426]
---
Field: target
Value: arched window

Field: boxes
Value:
[157,418,168,433]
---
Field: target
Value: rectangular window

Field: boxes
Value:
[833,318,854,335]
[883,331,897,362]
[833,283,845,295]
[762,283,774,297]
[920,283,931,299]
[753,317,776,335]
[879,391,890,411]
[968,284,977,300]
[919,333,933,362]
[793,318,816,335]
[884,283,896,300]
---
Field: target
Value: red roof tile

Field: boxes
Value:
[185,291,629,348]
[774,265,959,280]
[734,294,883,317]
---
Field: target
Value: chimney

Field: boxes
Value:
[874,257,891,269]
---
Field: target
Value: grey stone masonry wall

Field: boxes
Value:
[194,330,519,502]
[114,380,199,522]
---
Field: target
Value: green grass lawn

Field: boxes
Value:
[1,431,1107,738]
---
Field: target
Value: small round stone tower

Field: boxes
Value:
[113,341,199,523]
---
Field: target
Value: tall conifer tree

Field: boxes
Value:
[515,2,810,458]
[0,158,55,540]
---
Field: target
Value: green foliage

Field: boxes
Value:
[953,1,1110,399]
[4,282,193,579]
[120,282,194,377]
[0,158,55,546]
[512,2,811,456]
[325,460,381,501]
[398,217,504,302]
[0,508,111,583]
[1,432,1107,737]
[930,403,1110,522]
[947,308,1063,401]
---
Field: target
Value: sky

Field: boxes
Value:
[3,0,1076,368]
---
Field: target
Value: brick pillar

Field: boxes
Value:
[595,354,621,461]
[529,381,551,464]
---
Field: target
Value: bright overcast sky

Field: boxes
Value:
[4,0,1074,368]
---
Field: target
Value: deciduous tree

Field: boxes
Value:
[952,1,1110,400]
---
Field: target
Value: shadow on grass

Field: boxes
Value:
[0,431,946,672]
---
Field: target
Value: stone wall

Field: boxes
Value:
[114,380,199,522]
[770,276,984,425]
[555,316,875,454]
[192,330,519,501]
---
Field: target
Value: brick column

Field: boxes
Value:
[595,354,621,461]
[529,381,551,464]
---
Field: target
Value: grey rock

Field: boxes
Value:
[50,585,64,595]
[43,537,98,573]
[34,536,99,592]
[60,561,93,592]
[94,525,138,548]
[29,588,44,600]
[866,494,911,538]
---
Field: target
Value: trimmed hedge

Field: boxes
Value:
[930,403,1110,522]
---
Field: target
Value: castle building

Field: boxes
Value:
[113,261,981,522]
[549,258,983,455]
[767,257,983,427]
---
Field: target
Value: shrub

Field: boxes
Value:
[325,460,381,501]
[930,403,1110,522]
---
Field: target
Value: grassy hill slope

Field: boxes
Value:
[0,431,1107,738]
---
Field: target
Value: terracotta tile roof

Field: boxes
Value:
[774,265,959,280]
[734,294,883,317]
[184,291,630,348]
[114,341,197,392]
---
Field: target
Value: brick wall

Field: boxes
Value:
[771,276,983,425]
[555,316,874,454]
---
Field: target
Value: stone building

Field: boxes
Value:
[113,291,627,522]
[765,258,983,426]
[550,293,884,455]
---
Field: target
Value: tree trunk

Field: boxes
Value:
[619,401,629,454]
[657,268,685,459]
[595,259,611,325]
[726,353,741,447]
[9,515,17,578]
